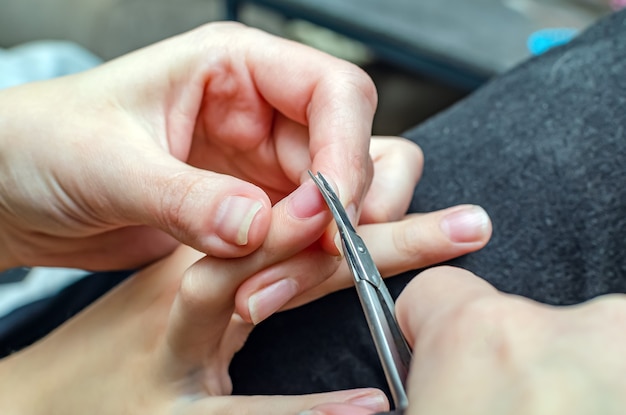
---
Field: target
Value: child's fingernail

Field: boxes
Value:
[248,279,299,324]
[288,180,326,219]
[440,205,490,243]
[347,391,388,411]
[215,196,263,246]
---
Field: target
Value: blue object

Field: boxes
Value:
[0,41,101,89]
[527,28,579,55]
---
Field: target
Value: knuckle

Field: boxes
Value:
[325,62,378,113]
[448,296,534,344]
[393,218,424,259]
[393,216,438,264]
[178,264,211,312]
[341,141,372,170]
[342,63,379,110]
[157,171,206,242]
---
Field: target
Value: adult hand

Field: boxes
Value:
[0,22,381,270]
[311,267,626,415]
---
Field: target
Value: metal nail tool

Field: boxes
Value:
[308,171,412,411]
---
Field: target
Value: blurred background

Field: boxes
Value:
[0,0,615,135]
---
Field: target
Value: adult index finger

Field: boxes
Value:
[243,26,377,221]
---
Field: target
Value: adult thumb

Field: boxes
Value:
[121,158,272,258]
[396,266,498,347]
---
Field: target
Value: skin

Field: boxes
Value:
[0,20,431,328]
[0,21,382,271]
[0,192,492,414]
[314,267,626,415]
[0,22,498,413]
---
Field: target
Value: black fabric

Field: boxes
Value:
[1,9,626,403]
[230,10,626,397]
[404,10,626,306]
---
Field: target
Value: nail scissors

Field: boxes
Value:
[308,171,412,411]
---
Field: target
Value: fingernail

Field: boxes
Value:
[347,392,387,411]
[440,205,490,243]
[288,180,326,219]
[248,279,299,324]
[215,196,263,246]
